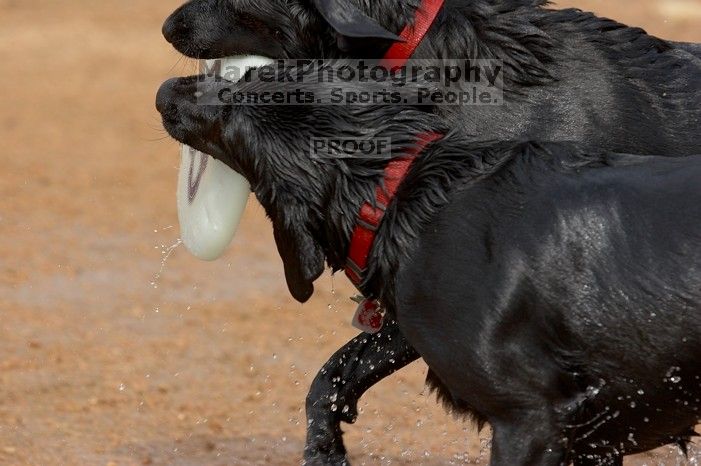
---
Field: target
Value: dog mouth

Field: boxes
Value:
[176,55,276,261]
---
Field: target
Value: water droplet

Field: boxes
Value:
[151,239,183,289]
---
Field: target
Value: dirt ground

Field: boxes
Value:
[0,0,699,465]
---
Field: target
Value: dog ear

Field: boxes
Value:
[312,0,402,47]
[273,219,325,303]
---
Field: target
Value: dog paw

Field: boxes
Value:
[303,448,351,466]
[304,423,350,466]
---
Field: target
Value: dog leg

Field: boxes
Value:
[489,413,569,466]
[304,320,419,465]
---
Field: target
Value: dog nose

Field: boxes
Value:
[155,78,179,115]
[162,10,186,44]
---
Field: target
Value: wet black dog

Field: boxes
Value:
[162,0,700,151]
[161,0,701,462]
[156,72,701,465]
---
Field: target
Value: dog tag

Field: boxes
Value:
[352,298,385,334]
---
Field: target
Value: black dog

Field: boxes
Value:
[162,0,700,153]
[161,0,701,462]
[156,71,701,465]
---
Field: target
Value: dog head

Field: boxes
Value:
[161,0,421,59]
[156,70,439,301]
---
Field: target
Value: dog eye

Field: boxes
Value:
[273,28,285,40]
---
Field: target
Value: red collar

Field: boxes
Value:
[380,0,445,67]
[344,0,444,287]
[345,132,443,286]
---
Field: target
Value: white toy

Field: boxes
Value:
[176,56,275,260]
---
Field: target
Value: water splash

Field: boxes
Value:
[151,238,183,289]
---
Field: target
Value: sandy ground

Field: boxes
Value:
[0,0,699,465]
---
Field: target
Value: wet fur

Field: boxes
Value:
[163,0,701,152]
[160,1,701,463]
[157,72,701,464]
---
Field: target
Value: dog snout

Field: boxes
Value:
[155,78,181,116]
[162,7,188,45]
